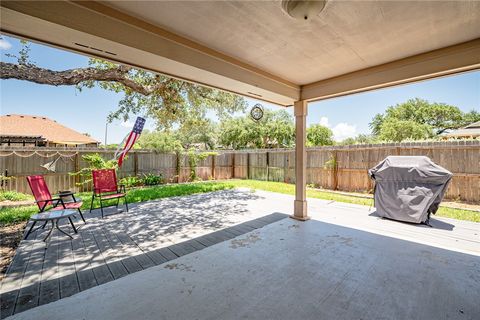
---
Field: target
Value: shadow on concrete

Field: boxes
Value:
[368,210,455,231]
[0,211,287,319]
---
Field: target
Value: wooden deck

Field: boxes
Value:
[0,190,287,319]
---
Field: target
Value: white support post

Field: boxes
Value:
[291,100,310,221]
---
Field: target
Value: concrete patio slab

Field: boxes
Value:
[4,189,479,320]
[0,189,290,318]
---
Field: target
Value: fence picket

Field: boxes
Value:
[1,141,478,202]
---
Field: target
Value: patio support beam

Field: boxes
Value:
[301,39,480,102]
[291,100,310,221]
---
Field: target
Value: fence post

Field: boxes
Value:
[266,151,270,181]
[211,154,216,180]
[74,153,80,192]
[175,151,181,183]
[232,153,235,179]
[247,152,250,180]
[333,150,338,191]
[134,152,139,177]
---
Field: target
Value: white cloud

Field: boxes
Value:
[0,38,12,50]
[120,120,134,128]
[319,116,330,127]
[332,123,357,141]
[314,116,356,141]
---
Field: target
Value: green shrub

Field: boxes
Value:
[70,153,118,186]
[120,176,144,188]
[143,173,164,186]
[0,191,32,202]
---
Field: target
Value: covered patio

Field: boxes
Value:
[2,0,479,221]
[1,189,479,319]
[1,0,480,319]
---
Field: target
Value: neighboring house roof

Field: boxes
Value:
[442,121,480,138]
[464,121,480,129]
[0,114,98,145]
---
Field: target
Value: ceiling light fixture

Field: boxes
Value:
[281,0,327,21]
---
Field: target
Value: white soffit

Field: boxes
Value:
[104,0,480,85]
[1,1,479,105]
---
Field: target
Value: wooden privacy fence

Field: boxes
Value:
[0,148,235,194]
[1,140,479,202]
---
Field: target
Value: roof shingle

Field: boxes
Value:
[0,114,98,145]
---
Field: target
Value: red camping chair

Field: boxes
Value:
[90,169,128,218]
[26,175,85,238]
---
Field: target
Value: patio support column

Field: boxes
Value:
[291,100,310,221]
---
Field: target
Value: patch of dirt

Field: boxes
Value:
[0,222,26,280]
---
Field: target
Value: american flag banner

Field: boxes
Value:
[115,117,146,167]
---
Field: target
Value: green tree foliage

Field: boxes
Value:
[339,134,378,145]
[175,118,219,150]
[306,124,334,146]
[1,40,247,130]
[377,119,432,142]
[70,153,118,186]
[369,98,474,138]
[136,130,183,152]
[137,119,219,152]
[219,109,294,149]
[80,59,247,129]
[463,110,480,125]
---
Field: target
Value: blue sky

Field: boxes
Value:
[1,35,479,143]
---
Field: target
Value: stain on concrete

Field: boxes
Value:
[164,263,195,272]
[230,233,261,249]
[288,224,300,229]
[420,249,451,265]
[327,234,354,246]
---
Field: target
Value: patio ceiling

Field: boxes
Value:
[1,1,480,106]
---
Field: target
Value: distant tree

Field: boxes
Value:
[219,109,294,149]
[377,119,432,142]
[339,134,378,145]
[306,124,334,146]
[104,144,119,150]
[136,130,183,152]
[175,118,218,150]
[463,109,480,125]
[354,134,378,144]
[261,110,295,148]
[370,98,468,136]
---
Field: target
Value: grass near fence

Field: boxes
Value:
[229,180,375,206]
[0,181,235,225]
[1,180,478,225]
[227,180,480,222]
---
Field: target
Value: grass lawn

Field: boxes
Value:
[226,180,480,223]
[0,181,235,225]
[1,179,478,225]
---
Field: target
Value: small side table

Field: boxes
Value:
[57,190,81,204]
[24,209,78,244]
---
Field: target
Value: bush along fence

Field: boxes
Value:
[0,140,479,202]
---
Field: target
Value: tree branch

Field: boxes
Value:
[0,62,165,96]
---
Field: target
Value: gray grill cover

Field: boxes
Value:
[369,156,452,224]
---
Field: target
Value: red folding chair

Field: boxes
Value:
[90,169,128,218]
[25,175,85,238]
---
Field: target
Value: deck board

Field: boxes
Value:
[0,195,287,319]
